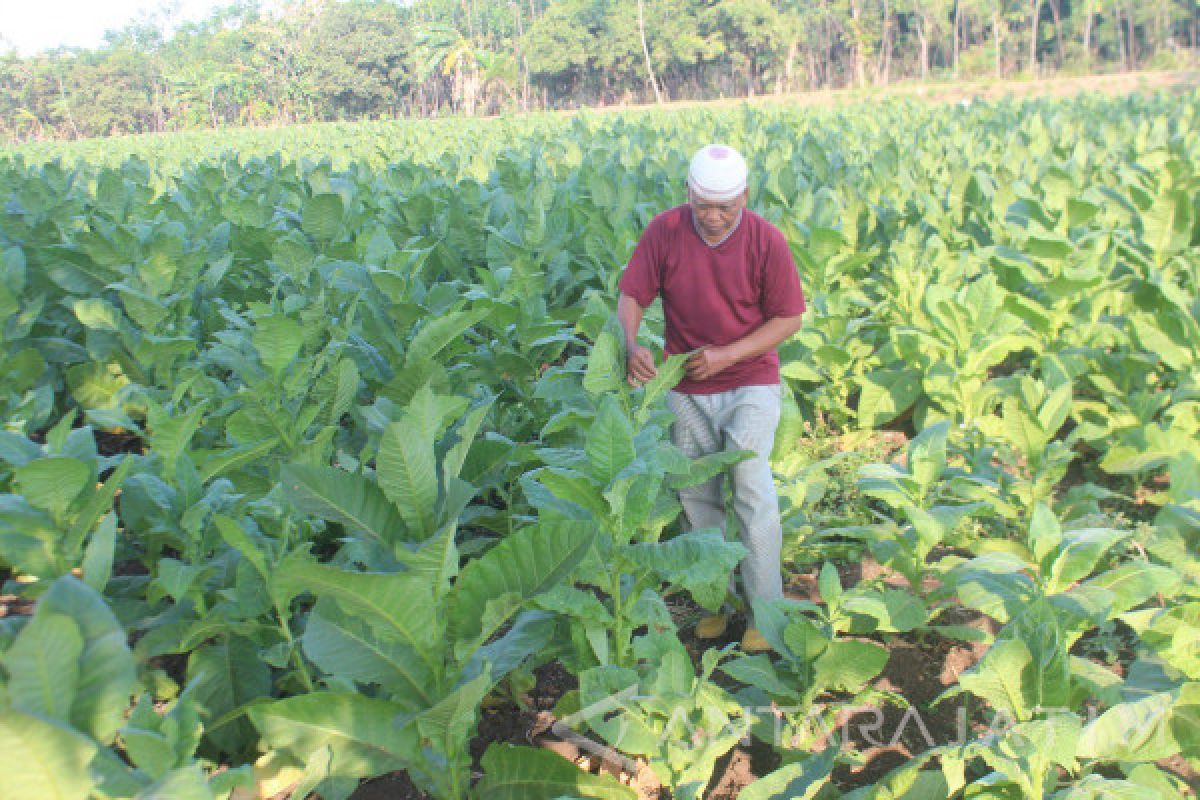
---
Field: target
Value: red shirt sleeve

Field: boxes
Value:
[760,224,807,319]
[617,215,663,307]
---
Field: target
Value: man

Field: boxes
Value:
[616,144,806,652]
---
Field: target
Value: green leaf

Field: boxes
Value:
[1046,528,1129,594]
[252,315,304,377]
[73,298,123,331]
[719,654,802,702]
[857,368,921,427]
[908,422,949,492]
[1142,189,1191,264]
[279,464,410,546]
[813,639,888,692]
[248,693,415,779]
[738,744,837,800]
[476,744,636,800]
[1028,503,1062,567]
[666,448,753,490]
[301,193,345,241]
[449,519,595,648]
[1082,563,1183,617]
[442,399,493,486]
[187,637,272,755]
[37,576,136,744]
[953,637,1032,720]
[585,396,636,485]
[415,672,491,762]
[65,455,132,560]
[14,457,91,521]
[637,351,689,419]
[377,410,439,541]
[276,561,439,654]
[1077,693,1179,761]
[621,530,746,611]
[461,610,558,687]
[80,512,117,592]
[4,611,83,721]
[0,708,98,800]
[584,331,626,396]
[531,467,609,519]
[134,766,216,800]
[405,308,490,366]
[199,439,280,482]
[301,598,436,710]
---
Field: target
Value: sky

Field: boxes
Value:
[1,0,233,56]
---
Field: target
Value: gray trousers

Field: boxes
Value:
[667,385,784,615]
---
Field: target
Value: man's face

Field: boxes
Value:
[688,186,747,241]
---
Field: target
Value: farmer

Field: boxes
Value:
[616,144,806,653]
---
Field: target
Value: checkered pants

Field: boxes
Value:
[668,385,784,613]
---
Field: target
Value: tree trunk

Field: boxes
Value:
[917,12,930,79]
[953,0,961,77]
[780,37,798,93]
[637,0,664,104]
[876,0,892,85]
[1115,3,1129,69]
[849,0,867,87]
[1029,0,1042,75]
[1126,3,1138,67]
[1082,1,1093,71]
[993,6,1002,77]
[1047,0,1064,67]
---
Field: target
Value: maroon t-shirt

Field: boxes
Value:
[618,205,807,394]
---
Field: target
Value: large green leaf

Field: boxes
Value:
[1079,563,1182,618]
[952,636,1033,721]
[1142,188,1192,264]
[907,422,949,491]
[813,639,888,692]
[476,744,636,800]
[133,766,216,800]
[1077,692,1179,761]
[377,409,439,540]
[405,308,490,367]
[3,611,82,722]
[301,193,345,241]
[584,331,626,398]
[279,464,410,546]
[0,709,98,800]
[13,457,91,521]
[36,576,136,744]
[252,315,304,377]
[585,396,636,485]
[857,368,921,427]
[301,597,436,709]
[247,692,416,781]
[1046,528,1129,594]
[186,637,272,755]
[276,561,439,654]
[449,518,594,647]
[738,744,837,800]
[621,530,746,611]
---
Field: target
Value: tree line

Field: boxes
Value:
[2,0,1197,143]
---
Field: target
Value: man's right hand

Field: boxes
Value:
[626,345,658,386]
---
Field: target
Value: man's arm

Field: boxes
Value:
[685,314,804,381]
[618,292,658,385]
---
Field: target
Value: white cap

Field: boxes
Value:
[687,144,748,201]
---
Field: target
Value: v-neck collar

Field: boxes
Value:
[690,208,744,249]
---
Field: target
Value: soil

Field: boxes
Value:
[339,555,1003,800]
[580,69,1199,116]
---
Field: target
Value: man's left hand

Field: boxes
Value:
[686,346,734,380]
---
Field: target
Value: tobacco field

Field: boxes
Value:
[0,91,1198,799]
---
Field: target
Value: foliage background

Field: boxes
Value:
[1,0,1199,142]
